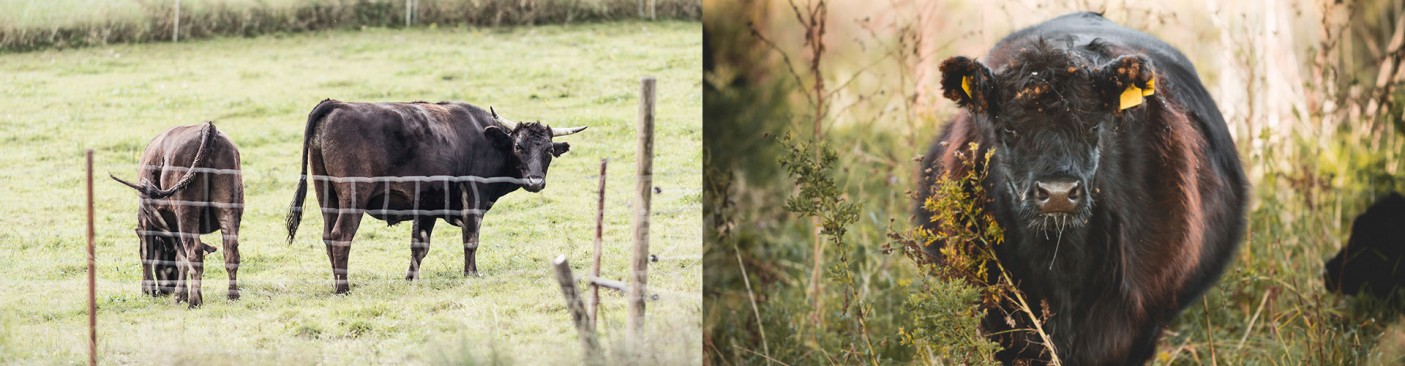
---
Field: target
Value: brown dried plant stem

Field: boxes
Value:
[979,244,1062,366]
[1366,12,1405,144]
[735,245,773,365]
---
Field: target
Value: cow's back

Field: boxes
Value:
[313,101,507,179]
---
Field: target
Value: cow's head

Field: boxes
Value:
[939,44,1156,233]
[133,202,179,296]
[486,107,587,192]
[1323,193,1405,297]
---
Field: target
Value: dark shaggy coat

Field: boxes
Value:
[917,12,1248,364]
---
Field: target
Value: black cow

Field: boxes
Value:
[1325,192,1405,298]
[111,122,243,308]
[916,13,1248,364]
[285,99,586,294]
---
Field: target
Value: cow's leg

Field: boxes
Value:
[172,236,189,304]
[219,205,243,300]
[176,208,206,308]
[462,213,482,277]
[406,217,437,281]
[325,184,367,294]
[313,176,345,294]
[140,235,156,296]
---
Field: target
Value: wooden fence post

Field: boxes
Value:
[628,77,656,343]
[588,159,607,331]
[173,0,181,43]
[86,149,97,366]
[553,255,600,363]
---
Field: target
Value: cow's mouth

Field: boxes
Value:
[1026,212,1090,239]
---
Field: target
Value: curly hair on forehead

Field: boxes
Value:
[998,40,1097,111]
[513,121,552,139]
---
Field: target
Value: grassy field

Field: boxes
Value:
[705,0,1405,364]
[0,21,701,365]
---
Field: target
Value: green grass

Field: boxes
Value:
[0,21,701,365]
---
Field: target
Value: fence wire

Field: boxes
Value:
[30,162,701,302]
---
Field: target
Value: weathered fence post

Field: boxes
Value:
[553,255,600,363]
[173,0,181,43]
[85,149,97,366]
[628,77,656,343]
[588,159,607,331]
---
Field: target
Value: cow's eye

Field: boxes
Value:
[1000,128,1017,137]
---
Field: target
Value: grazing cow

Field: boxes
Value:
[111,122,243,308]
[916,12,1248,364]
[284,99,587,294]
[1325,192,1405,298]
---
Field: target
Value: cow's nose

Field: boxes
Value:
[524,177,546,191]
[1033,179,1081,213]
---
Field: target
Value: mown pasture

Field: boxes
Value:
[0,20,701,365]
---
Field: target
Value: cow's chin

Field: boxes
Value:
[1023,211,1091,240]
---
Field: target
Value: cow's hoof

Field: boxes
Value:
[187,300,202,309]
[334,286,350,295]
[227,289,240,301]
[463,271,479,277]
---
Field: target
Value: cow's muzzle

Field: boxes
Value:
[524,177,546,192]
[1031,178,1083,214]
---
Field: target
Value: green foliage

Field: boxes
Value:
[898,278,1000,365]
[779,133,861,252]
[0,0,702,52]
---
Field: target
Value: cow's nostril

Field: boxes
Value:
[1033,180,1079,213]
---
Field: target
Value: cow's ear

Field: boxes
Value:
[484,126,512,150]
[1095,55,1156,113]
[551,142,570,157]
[939,56,997,113]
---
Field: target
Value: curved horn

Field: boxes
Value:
[551,126,587,136]
[490,106,519,130]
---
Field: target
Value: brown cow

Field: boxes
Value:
[111,122,243,308]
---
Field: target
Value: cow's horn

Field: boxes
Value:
[490,106,520,130]
[551,126,587,136]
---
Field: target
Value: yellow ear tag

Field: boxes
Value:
[961,76,973,99]
[1118,73,1156,110]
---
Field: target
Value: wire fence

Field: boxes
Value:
[0,163,699,293]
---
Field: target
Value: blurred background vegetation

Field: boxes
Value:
[704,0,1405,364]
[0,0,701,52]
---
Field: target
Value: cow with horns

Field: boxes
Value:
[285,99,587,294]
[112,121,244,308]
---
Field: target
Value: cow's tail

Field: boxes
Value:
[286,99,338,244]
[110,122,216,199]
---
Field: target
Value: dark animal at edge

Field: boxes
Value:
[284,99,587,294]
[916,12,1248,364]
[1324,192,1405,298]
[111,121,244,308]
